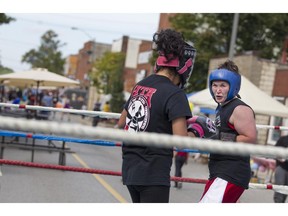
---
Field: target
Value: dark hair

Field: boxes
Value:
[218,60,239,74]
[152,29,185,62]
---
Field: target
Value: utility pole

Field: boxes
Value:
[228,13,239,60]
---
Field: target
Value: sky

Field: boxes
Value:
[1,0,287,73]
[0,13,160,72]
[2,0,287,73]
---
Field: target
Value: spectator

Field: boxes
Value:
[92,102,101,127]
[103,101,110,112]
[273,135,288,203]
[174,150,189,189]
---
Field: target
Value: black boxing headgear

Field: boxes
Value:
[154,42,196,89]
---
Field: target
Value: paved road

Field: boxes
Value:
[0,114,279,203]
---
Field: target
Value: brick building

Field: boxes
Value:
[75,41,111,86]
[64,54,78,79]
[156,13,288,145]
[111,36,153,94]
[114,13,176,94]
[157,13,176,30]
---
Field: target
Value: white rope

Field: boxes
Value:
[0,102,120,119]
[249,183,288,195]
[1,103,287,130]
[256,124,288,131]
[1,115,288,195]
[1,116,288,159]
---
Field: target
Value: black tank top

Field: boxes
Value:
[209,98,253,189]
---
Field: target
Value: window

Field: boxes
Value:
[267,97,286,145]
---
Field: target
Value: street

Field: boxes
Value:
[0,114,280,203]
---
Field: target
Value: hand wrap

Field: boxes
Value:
[220,132,237,142]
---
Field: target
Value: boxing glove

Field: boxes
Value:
[187,115,216,138]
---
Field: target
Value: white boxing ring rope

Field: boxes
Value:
[1,109,288,195]
[0,115,288,160]
[0,102,121,119]
[0,102,287,130]
[249,183,288,195]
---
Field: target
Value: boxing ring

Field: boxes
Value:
[0,102,288,202]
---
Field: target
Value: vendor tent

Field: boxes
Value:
[0,68,79,88]
[188,75,288,118]
[0,68,80,105]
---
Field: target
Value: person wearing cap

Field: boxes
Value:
[117,29,196,203]
[199,60,257,203]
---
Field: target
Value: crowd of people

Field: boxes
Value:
[0,87,72,120]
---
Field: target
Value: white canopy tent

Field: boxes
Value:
[0,68,80,105]
[188,75,288,118]
[0,68,79,88]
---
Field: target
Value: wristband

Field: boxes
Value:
[220,132,237,141]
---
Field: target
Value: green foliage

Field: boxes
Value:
[90,51,126,112]
[0,13,15,25]
[0,65,13,75]
[169,13,288,92]
[0,14,15,70]
[21,30,66,75]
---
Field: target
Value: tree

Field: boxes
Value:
[169,13,288,92]
[21,30,66,75]
[0,65,13,75]
[90,51,126,113]
[0,14,15,72]
[0,13,15,25]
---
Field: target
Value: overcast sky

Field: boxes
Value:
[1,0,286,73]
[0,13,160,72]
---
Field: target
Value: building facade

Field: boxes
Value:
[64,54,78,79]
[111,36,153,94]
[75,41,111,86]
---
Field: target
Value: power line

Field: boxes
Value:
[10,16,154,39]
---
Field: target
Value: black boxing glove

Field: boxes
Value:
[187,116,216,138]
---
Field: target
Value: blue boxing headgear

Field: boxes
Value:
[154,42,196,89]
[209,69,241,102]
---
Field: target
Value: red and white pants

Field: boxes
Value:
[199,177,245,203]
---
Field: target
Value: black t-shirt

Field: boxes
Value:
[209,98,254,189]
[275,136,288,171]
[122,74,192,186]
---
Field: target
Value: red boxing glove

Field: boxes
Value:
[187,115,216,138]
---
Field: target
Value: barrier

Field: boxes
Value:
[0,130,76,165]
[0,129,207,166]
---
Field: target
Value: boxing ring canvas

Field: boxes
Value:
[188,75,288,118]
